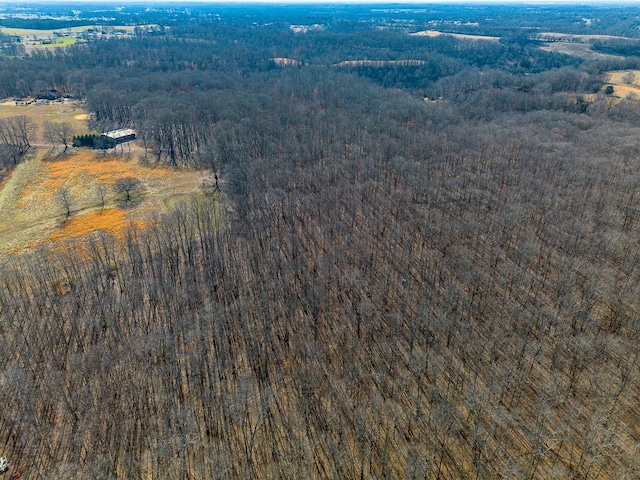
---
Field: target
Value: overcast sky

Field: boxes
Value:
[10,0,640,4]
[138,0,636,3]
[121,1,635,3]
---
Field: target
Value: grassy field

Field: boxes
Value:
[537,32,631,42]
[411,30,500,41]
[0,24,144,37]
[2,24,153,52]
[605,70,640,99]
[39,37,83,48]
[535,32,629,61]
[0,101,207,255]
[0,98,91,142]
[539,41,623,61]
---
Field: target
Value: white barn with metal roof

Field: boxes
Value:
[102,128,136,144]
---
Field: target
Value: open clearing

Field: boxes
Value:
[0,99,91,143]
[411,30,500,42]
[0,149,206,255]
[605,70,640,100]
[334,59,426,67]
[38,37,83,48]
[0,151,206,255]
[536,32,632,42]
[2,25,154,52]
[536,32,629,61]
[0,101,207,255]
[539,42,623,61]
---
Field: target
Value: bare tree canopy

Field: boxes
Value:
[113,177,143,206]
[56,187,73,219]
[44,121,72,153]
[3,3,640,479]
[0,116,34,167]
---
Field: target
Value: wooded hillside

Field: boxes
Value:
[1,4,640,479]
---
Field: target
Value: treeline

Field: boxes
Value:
[0,13,588,98]
[0,115,34,169]
[0,7,626,171]
[72,133,116,150]
[88,65,605,166]
[592,37,640,58]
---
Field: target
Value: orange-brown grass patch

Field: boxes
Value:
[0,170,9,189]
[10,208,147,256]
[45,152,174,184]
[18,152,175,208]
[47,208,145,244]
[3,149,206,255]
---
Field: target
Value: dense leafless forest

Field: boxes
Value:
[2,3,640,479]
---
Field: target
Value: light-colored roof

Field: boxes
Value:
[102,128,136,139]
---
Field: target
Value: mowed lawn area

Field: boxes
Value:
[0,101,208,255]
[0,98,90,142]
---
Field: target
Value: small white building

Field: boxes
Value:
[102,128,136,144]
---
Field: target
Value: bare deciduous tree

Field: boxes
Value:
[57,187,73,219]
[114,177,143,206]
[44,121,72,153]
[96,183,108,210]
[0,116,34,166]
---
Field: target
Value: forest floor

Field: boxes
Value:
[0,101,208,256]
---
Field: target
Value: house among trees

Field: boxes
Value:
[36,89,63,101]
[102,128,136,144]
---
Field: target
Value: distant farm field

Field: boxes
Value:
[0,24,143,37]
[411,30,500,42]
[0,101,208,255]
[539,42,623,61]
[535,32,629,61]
[2,24,154,52]
[39,37,82,48]
[537,32,631,42]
